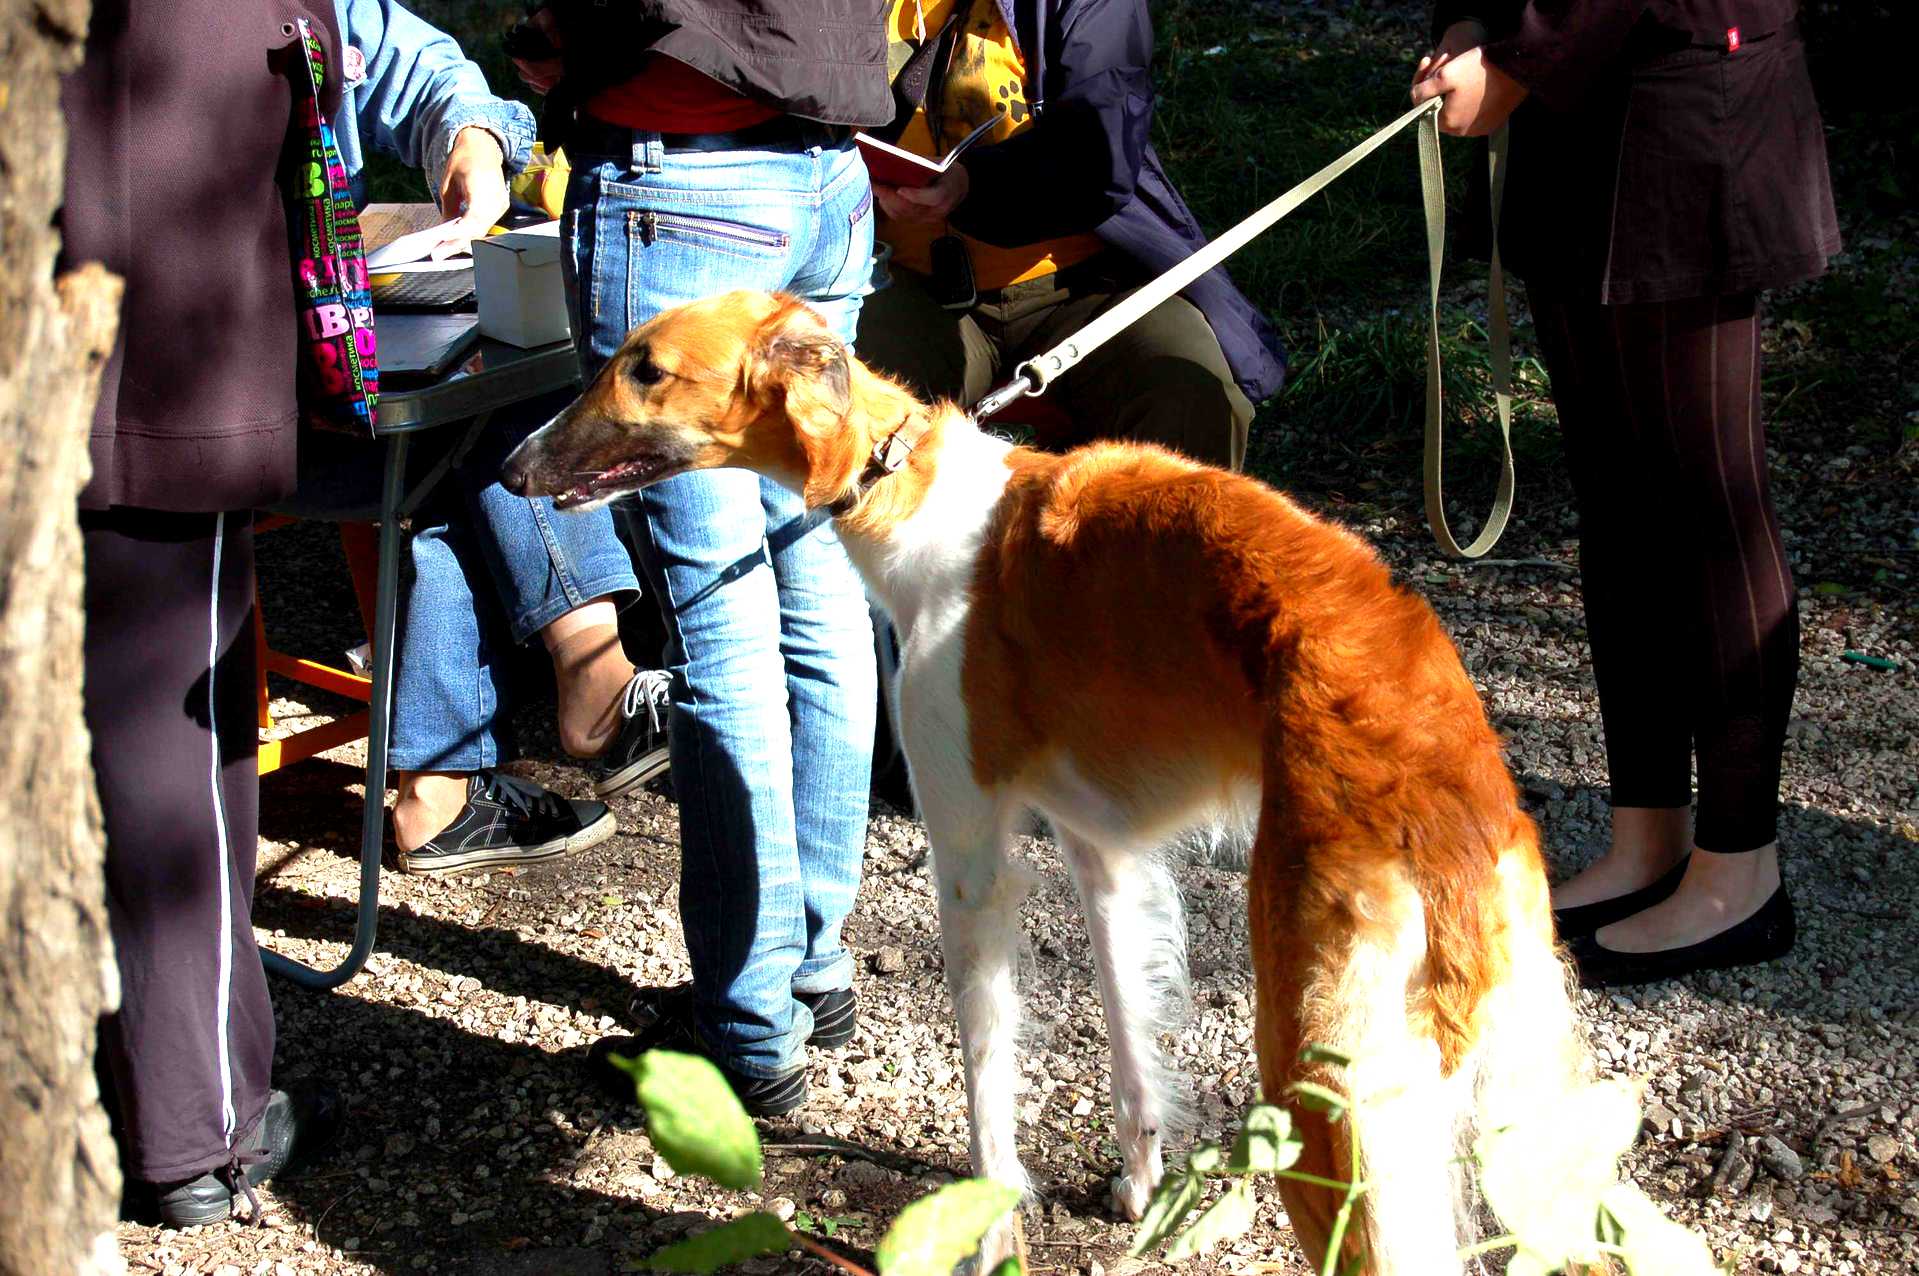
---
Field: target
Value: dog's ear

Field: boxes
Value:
[749,301,852,426]
[749,301,863,508]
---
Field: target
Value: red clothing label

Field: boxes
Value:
[586,54,779,133]
[1726,27,1742,51]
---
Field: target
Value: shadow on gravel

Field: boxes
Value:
[261,978,661,1276]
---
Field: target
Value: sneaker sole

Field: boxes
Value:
[593,745,672,801]
[396,808,617,876]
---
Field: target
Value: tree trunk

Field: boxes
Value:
[0,0,127,1272]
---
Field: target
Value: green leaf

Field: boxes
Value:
[1600,1185,1725,1276]
[622,1050,763,1190]
[1287,1081,1349,1123]
[643,1212,791,1273]
[1812,581,1849,596]
[873,1178,1022,1276]
[1298,1043,1355,1068]
[602,893,626,908]
[1187,1141,1223,1173]
[1128,1168,1206,1256]
[987,1260,1024,1276]
[1227,1105,1302,1175]
[1478,1078,1639,1269]
[1165,1179,1257,1260]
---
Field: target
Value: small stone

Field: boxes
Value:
[819,1188,849,1210]
[1643,1101,1677,1136]
[869,946,908,975]
[1712,1137,1755,1195]
[840,1159,890,1188]
[1071,1095,1095,1118]
[1865,1135,1900,1165]
[768,1197,797,1222]
[1759,1135,1806,1182]
[650,1156,676,1181]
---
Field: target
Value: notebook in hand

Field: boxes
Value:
[854,116,998,189]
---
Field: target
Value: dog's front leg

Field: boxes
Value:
[920,781,1033,1268]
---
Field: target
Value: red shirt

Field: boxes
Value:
[585,54,779,133]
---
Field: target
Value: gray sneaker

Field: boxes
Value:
[589,669,673,800]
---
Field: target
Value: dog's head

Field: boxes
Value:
[501,291,879,511]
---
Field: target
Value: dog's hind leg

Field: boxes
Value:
[1058,831,1185,1220]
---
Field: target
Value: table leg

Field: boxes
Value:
[260,431,410,989]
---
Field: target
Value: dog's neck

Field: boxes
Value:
[825,402,937,519]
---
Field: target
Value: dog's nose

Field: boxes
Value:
[499,449,533,497]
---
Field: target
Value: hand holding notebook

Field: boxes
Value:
[854,115,997,189]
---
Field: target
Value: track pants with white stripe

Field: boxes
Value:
[83,509,275,1184]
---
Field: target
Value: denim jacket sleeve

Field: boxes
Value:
[340,0,536,198]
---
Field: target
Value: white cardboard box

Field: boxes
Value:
[472,221,570,347]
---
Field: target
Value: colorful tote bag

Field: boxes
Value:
[283,17,378,433]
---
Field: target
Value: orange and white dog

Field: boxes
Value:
[502,292,1590,1274]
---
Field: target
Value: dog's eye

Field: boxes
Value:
[628,357,665,387]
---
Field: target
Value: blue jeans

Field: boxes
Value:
[565,129,877,1077]
[389,394,640,772]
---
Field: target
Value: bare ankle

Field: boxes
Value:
[393,771,473,852]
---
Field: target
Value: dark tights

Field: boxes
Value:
[1532,290,1799,854]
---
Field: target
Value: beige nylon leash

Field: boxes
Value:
[972,98,1516,560]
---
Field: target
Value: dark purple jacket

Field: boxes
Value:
[62,0,343,512]
[951,0,1287,403]
[1435,0,1840,303]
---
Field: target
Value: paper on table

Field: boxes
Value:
[364,220,468,272]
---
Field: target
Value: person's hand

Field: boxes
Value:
[1412,19,1488,90]
[512,7,564,95]
[434,127,511,257]
[874,164,970,224]
[1410,41,1528,136]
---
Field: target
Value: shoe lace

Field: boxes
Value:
[221,1151,266,1226]
[621,668,672,731]
[481,771,566,820]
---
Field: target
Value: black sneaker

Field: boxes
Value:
[797,987,857,1049]
[395,770,614,875]
[626,983,855,1049]
[589,669,673,800]
[152,1083,342,1228]
[592,987,808,1118]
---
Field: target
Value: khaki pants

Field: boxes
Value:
[855,256,1254,471]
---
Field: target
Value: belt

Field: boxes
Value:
[564,112,851,159]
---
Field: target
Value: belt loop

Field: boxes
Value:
[629,131,665,175]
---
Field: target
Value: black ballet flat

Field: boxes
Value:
[1568,886,1795,989]
[1551,856,1691,941]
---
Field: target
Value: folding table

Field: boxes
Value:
[259,312,581,990]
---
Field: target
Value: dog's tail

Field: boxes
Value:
[1251,810,1588,1276]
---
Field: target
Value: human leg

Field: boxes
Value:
[82,510,334,1217]
[387,462,614,871]
[1583,295,1795,967]
[1538,293,1797,977]
[1530,293,1698,918]
[563,133,874,1085]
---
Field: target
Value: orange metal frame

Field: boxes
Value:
[254,516,382,775]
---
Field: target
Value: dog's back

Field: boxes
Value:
[954,439,1585,1272]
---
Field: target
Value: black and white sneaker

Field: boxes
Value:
[591,986,808,1118]
[589,669,673,800]
[395,771,614,875]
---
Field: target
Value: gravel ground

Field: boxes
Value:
[120,244,1916,1275]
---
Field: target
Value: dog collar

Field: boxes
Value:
[828,409,931,516]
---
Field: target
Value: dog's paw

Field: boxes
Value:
[1111,1171,1154,1221]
